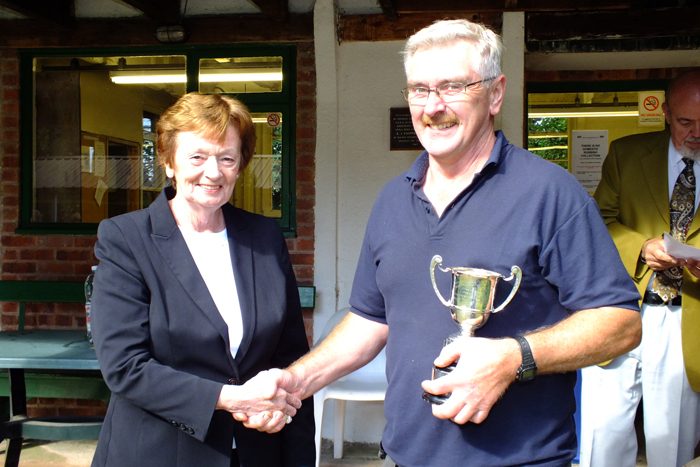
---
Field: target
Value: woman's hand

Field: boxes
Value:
[217,369,301,433]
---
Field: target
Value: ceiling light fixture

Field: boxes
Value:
[109,71,283,84]
[529,110,639,118]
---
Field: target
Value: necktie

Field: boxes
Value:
[653,158,696,301]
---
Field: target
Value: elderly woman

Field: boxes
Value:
[90,92,314,467]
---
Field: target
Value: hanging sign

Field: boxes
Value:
[571,130,609,195]
[638,91,665,127]
[267,113,281,127]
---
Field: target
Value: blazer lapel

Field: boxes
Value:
[640,133,671,226]
[149,188,236,368]
[222,205,257,362]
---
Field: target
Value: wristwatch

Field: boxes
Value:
[515,335,537,382]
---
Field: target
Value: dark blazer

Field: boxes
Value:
[595,130,700,391]
[90,186,314,467]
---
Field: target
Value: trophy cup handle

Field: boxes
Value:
[492,265,522,313]
[430,255,452,307]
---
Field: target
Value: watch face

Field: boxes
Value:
[520,368,536,381]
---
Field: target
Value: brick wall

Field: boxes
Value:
[0,42,317,416]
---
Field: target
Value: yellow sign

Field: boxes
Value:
[638,91,665,127]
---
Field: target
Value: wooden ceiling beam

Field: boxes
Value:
[377,0,399,20]
[527,7,700,41]
[0,14,313,48]
[338,12,503,42]
[118,0,181,24]
[0,0,74,29]
[247,0,289,21]
[390,0,639,12]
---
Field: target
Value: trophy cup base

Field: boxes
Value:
[422,392,448,405]
[423,363,457,405]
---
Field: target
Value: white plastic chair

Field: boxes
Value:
[313,308,388,467]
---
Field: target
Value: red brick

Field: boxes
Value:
[74,236,98,248]
[2,155,19,170]
[296,225,314,238]
[1,74,18,87]
[2,88,19,101]
[38,236,74,248]
[297,98,316,111]
[289,252,313,265]
[1,235,36,247]
[1,183,19,195]
[1,195,18,207]
[19,249,54,261]
[297,83,316,97]
[293,265,313,279]
[296,238,314,251]
[295,198,314,211]
[1,168,19,183]
[296,183,315,197]
[38,262,74,275]
[2,249,18,260]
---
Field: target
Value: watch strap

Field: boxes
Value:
[515,335,537,382]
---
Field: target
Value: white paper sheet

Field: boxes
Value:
[663,232,700,261]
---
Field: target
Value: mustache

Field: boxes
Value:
[684,137,700,143]
[421,114,460,126]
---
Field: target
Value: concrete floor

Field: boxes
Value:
[0,438,657,467]
[0,439,386,467]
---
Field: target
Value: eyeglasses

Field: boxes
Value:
[401,77,496,104]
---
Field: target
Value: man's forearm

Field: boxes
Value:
[288,312,389,399]
[526,306,641,373]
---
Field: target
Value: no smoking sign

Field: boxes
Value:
[638,91,665,127]
[643,96,660,112]
[267,113,281,127]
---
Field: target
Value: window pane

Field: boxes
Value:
[32,55,185,223]
[232,112,283,218]
[199,56,283,94]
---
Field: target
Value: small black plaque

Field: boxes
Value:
[390,107,423,151]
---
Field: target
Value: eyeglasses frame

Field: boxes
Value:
[401,77,497,104]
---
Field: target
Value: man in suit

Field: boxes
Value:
[580,70,700,467]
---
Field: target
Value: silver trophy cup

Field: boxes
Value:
[423,254,522,405]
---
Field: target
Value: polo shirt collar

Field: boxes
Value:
[404,130,508,186]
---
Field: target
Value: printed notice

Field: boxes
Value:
[571,130,608,195]
[638,91,666,127]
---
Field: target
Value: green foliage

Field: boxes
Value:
[528,117,569,169]
[528,117,567,134]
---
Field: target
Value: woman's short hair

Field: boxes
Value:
[401,19,503,87]
[157,92,256,173]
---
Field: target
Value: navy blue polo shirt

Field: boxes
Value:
[349,131,640,467]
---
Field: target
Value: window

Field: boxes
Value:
[19,46,296,234]
[527,81,669,194]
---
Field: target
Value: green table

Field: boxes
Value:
[0,330,104,467]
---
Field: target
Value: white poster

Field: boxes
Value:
[571,130,609,195]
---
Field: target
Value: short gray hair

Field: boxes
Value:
[401,19,503,86]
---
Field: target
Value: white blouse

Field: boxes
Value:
[179,227,244,358]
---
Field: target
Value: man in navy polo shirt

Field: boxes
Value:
[241,19,642,467]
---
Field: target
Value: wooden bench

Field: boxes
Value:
[0,280,108,467]
[0,281,110,408]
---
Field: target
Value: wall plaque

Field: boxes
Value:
[390,107,423,151]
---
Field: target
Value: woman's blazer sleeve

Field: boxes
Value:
[91,216,224,443]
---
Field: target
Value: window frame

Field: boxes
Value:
[18,44,297,235]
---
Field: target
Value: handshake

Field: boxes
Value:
[216,368,302,434]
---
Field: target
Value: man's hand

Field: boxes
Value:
[684,258,700,278]
[218,369,301,433]
[642,238,685,271]
[421,337,520,424]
